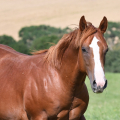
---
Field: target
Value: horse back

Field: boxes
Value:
[0,44,28,58]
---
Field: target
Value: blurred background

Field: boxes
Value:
[0,0,120,119]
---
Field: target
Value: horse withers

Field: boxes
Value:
[0,16,108,120]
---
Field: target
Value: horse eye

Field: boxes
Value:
[105,48,109,54]
[82,48,87,52]
[106,48,109,52]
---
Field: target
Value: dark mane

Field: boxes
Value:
[33,23,97,67]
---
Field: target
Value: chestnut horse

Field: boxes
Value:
[0,16,108,120]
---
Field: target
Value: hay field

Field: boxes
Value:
[0,0,120,40]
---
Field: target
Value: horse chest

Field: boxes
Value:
[24,68,75,118]
[24,81,70,113]
[42,96,73,118]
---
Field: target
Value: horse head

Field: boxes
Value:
[78,16,108,93]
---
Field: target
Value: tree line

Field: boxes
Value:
[0,23,120,73]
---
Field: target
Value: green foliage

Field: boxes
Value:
[31,35,60,50]
[19,25,70,48]
[0,35,30,54]
[105,21,120,51]
[15,40,30,54]
[0,35,17,47]
[85,73,120,120]
[0,25,70,55]
[0,23,120,72]
[103,21,120,72]
[105,50,120,73]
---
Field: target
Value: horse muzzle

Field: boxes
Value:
[92,79,107,93]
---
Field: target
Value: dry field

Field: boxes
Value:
[0,0,120,40]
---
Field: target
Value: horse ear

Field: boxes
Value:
[99,16,108,34]
[79,16,87,32]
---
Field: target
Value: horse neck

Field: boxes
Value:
[58,44,86,89]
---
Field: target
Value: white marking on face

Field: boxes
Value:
[89,36,105,87]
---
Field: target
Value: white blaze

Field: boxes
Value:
[89,37,105,87]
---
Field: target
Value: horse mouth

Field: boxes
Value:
[92,88,103,93]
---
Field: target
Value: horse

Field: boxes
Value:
[0,16,108,120]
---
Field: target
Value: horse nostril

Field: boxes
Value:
[103,80,107,89]
[93,80,97,88]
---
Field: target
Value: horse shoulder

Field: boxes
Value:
[23,64,74,119]
[23,63,53,116]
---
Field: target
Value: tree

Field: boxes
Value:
[31,35,59,50]
[19,25,70,48]
[0,35,30,54]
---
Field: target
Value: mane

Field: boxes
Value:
[33,23,97,68]
[31,49,48,54]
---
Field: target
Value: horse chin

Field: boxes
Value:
[92,88,103,94]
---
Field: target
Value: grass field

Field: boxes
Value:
[84,73,120,120]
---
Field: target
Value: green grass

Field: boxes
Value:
[84,73,120,120]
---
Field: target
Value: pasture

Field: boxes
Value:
[85,73,120,120]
